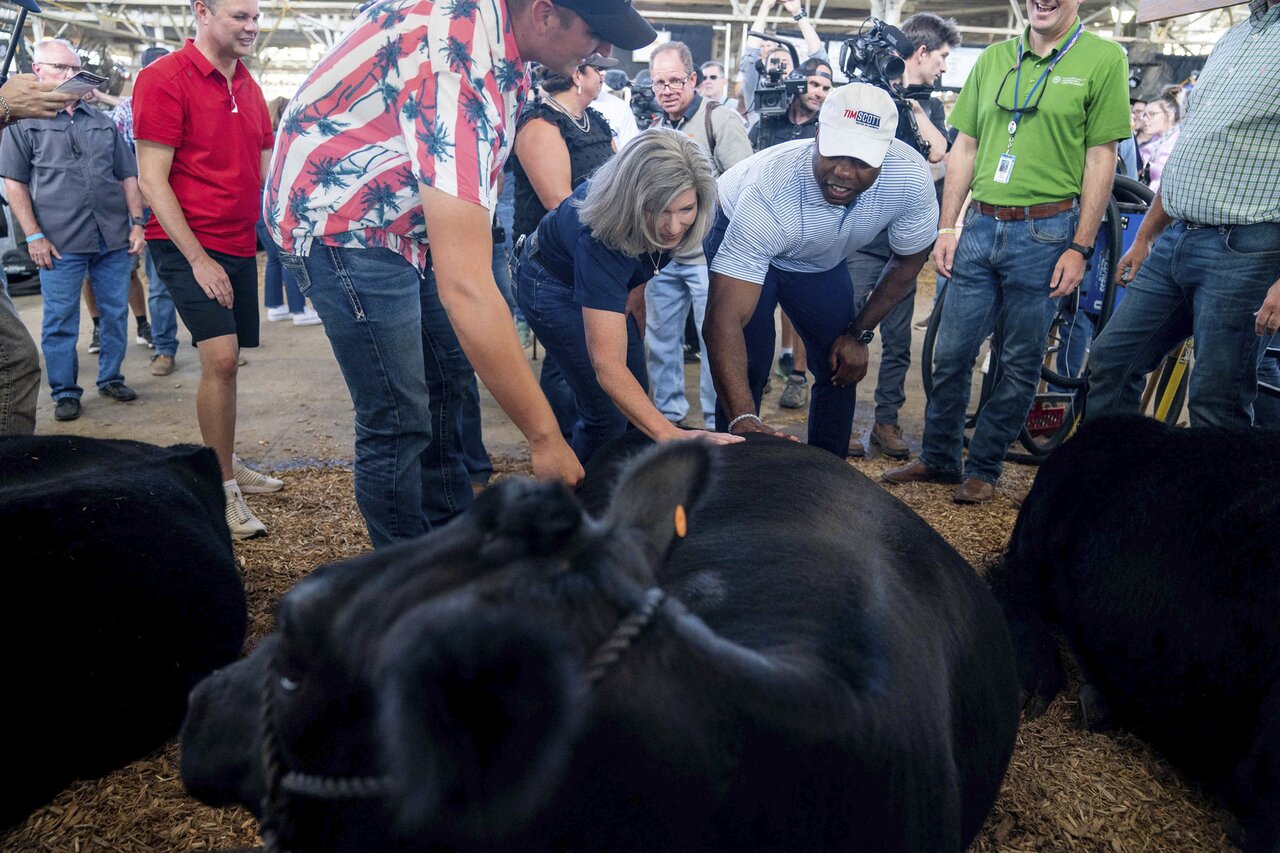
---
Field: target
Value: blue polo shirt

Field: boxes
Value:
[710,139,937,285]
[535,181,671,313]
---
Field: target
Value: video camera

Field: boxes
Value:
[627,69,664,130]
[749,32,807,118]
[839,18,931,158]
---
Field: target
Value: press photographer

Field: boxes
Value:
[841,13,959,460]
[843,13,958,164]
[738,0,827,127]
[749,55,833,150]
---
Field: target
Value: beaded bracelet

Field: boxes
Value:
[0,94,12,126]
[727,413,764,432]
[792,10,807,19]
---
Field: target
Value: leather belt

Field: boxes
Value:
[975,198,1076,221]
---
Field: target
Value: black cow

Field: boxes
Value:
[1,436,246,827]
[181,436,1019,852]
[991,414,1280,853]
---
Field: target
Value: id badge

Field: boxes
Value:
[994,153,1016,184]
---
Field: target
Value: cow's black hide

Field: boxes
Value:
[181,435,1018,852]
[1,436,246,827]
[991,414,1280,853]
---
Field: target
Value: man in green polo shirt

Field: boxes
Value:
[883,0,1130,504]
[1085,0,1280,430]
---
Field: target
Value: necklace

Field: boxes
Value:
[647,250,662,275]
[544,96,590,134]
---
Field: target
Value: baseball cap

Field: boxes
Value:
[817,83,898,168]
[140,46,169,68]
[8,0,40,14]
[552,0,656,52]
[581,52,619,70]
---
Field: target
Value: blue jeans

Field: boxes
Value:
[705,211,860,457]
[922,205,1079,484]
[144,244,178,357]
[645,262,716,428]
[847,239,915,426]
[39,236,131,400]
[279,245,474,547]
[256,217,305,313]
[1086,221,1280,429]
[515,252,647,464]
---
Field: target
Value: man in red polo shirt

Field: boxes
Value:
[133,0,282,540]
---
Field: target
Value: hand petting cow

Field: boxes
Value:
[992,414,1280,853]
[1,436,246,828]
[180,434,1020,853]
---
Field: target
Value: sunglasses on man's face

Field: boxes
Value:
[704,74,721,80]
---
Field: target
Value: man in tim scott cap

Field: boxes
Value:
[703,82,938,457]
[265,0,656,547]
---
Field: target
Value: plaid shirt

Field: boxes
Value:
[1161,0,1280,225]
[111,97,135,150]
[265,0,529,271]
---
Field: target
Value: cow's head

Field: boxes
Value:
[181,440,714,851]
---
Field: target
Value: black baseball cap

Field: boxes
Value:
[140,46,169,68]
[552,0,656,51]
[10,0,41,13]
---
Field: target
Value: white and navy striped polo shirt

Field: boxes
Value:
[711,138,938,284]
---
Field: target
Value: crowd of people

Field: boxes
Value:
[0,0,1276,544]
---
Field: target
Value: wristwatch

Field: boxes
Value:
[1067,242,1094,260]
[844,323,874,345]
[130,215,147,227]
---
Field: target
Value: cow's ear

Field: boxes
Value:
[375,602,585,844]
[606,440,714,557]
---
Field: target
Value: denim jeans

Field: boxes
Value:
[144,244,179,357]
[279,244,474,547]
[922,205,1079,484]
[39,235,131,401]
[645,261,716,427]
[458,372,493,486]
[256,217,305,313]
[0,270,39,435]
[1255,343,1280,428]
[704,212,859,456]
[516,252,647,464]
[1086,221,1280,429]
[847,235,915,426]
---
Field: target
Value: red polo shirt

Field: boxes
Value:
[133,40,273,257]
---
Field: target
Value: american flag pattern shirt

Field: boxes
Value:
[264,0,529,271]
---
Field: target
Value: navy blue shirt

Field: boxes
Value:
[535,181,671,313]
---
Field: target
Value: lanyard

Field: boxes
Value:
[1005,22,1084,151]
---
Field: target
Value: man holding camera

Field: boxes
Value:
[883,0,1130,503]
[705,83,937,458]
[748,57,833,151]
[739,0,826,128]
[845,13,958,459]
[645,41,753,431]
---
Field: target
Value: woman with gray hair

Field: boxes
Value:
[515,127,742,462]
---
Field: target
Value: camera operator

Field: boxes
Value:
[739,0,826,128]
[844,13,959,460]
[749,57,833,151]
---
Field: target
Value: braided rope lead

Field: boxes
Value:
[281,771,394,799]
[584,588,666,684]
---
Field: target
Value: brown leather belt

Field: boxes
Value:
[975,198,1076,221]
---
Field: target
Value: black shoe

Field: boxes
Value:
[775,352,793,379]
[98,382,137,402]
[88,325,101,354]
[54,397,81,421]
[136,318,154,348]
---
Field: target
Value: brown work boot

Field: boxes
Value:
[847,435,866,458]
[953,477,996,504]
[149,353,175,376]
[882,460,960,485]
[870,422,910,459]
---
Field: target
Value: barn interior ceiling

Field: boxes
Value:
[3,0,1249,80]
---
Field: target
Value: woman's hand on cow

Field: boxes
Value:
[663,427,745,446]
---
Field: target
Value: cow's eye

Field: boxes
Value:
[280,676,299,692]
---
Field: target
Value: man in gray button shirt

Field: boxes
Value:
[0,38,146,422]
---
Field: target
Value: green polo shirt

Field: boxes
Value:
[950,23,1131,206]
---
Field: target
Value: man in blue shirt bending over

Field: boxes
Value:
[703,83,937,457]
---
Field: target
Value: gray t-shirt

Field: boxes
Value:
[0,102,137,253]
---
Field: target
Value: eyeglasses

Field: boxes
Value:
[35,61,82,73]
[651,76,690,93]
[993,63,1048,116]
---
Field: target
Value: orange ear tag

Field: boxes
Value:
[674,504,688,538]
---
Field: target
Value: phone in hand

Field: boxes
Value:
[54,70,108,98]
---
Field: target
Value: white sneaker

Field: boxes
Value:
[292,307,323,326]
[233,454,284,494]
[266,305,292,322]
[225,486,267,540]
